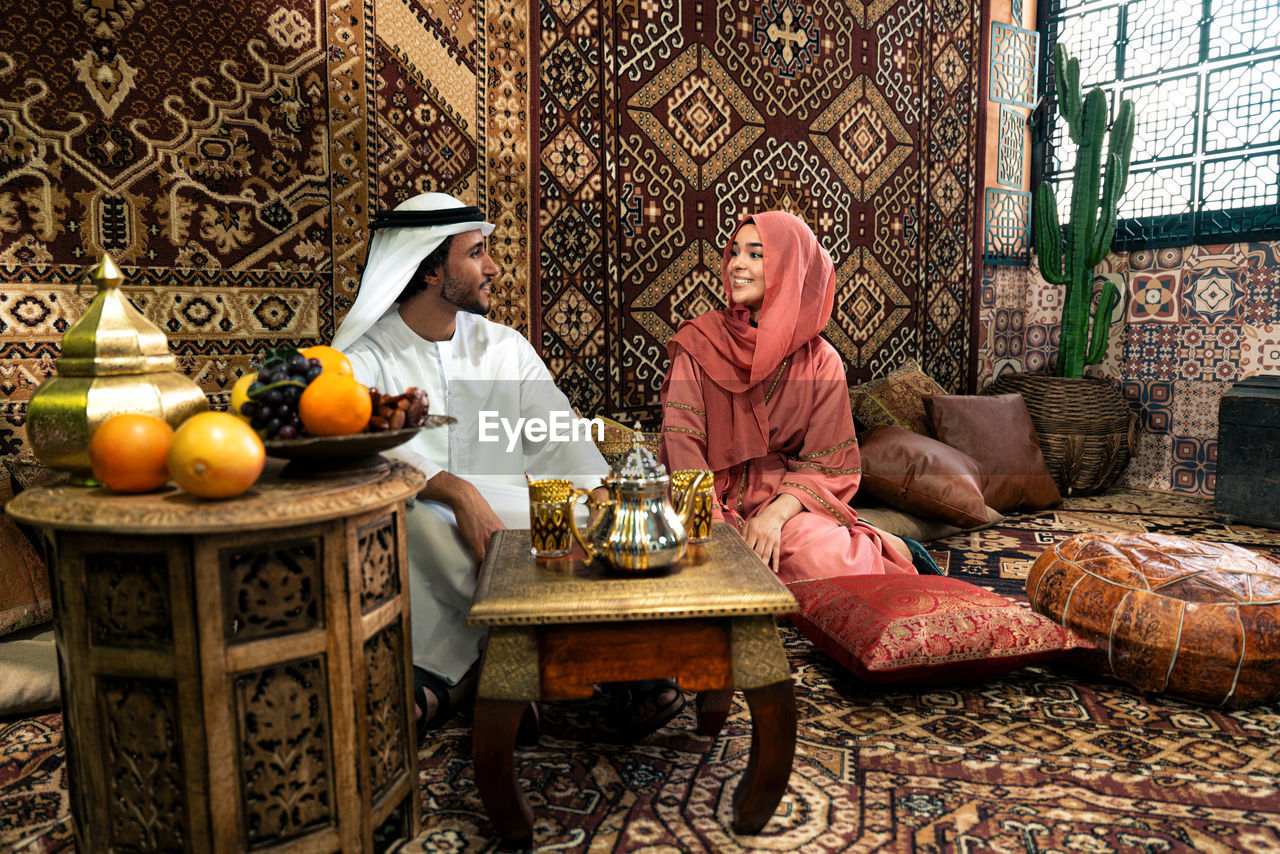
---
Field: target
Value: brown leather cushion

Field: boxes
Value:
[858,426,991,528]
[923,393,1061,513]
[849,359,947,435]
[1027,533,1280,708]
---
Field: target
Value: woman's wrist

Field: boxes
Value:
[763,493,804,523]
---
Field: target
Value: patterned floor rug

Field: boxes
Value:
[4,489,1280,852]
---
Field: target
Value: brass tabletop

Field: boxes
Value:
[5,458,425,534]
[468,522,797,626]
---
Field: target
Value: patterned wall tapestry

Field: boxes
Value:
[536,0,981,421]
[976,242,1280,497]
[0,0,525,455]
[0,1,338,453]
[0,0,978,452]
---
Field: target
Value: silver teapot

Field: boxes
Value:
[570,431,705,573]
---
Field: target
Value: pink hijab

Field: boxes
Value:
[666,211,836,469]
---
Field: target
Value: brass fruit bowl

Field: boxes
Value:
[264,415,454,476]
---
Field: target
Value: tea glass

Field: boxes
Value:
[670,468,714,544]
[528,478,575,559]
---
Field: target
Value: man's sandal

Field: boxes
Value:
[413,666,456,742]
[615,678,686,743]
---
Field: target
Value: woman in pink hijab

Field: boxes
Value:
[661,211,929,581]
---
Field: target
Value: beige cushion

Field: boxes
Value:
[849,359,948,435]
[0,626,59,716]
[853,501,1002,544]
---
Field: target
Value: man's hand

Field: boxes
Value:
[740,494,803,573]
[419,471,506,561]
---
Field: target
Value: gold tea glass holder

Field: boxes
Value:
[670,469,714,544]
[527,478,576,559]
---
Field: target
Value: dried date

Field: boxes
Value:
[367,387,431,432]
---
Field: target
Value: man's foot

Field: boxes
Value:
[613,679,685,743]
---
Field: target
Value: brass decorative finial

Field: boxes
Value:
[89,252,124,289]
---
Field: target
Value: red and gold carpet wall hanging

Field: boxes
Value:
[0,0,526,456]
[533,0,981,421]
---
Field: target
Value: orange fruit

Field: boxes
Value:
[299,345,353,377]
[167,412,265,499]
[298,372,372,436]
[89,414,174,493]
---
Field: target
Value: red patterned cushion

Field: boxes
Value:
[790,574,1089,684]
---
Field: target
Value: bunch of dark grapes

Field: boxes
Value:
[240,352,324,440]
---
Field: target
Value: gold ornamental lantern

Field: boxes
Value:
[25,253,209,478]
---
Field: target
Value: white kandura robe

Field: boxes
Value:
[346,310,608,683]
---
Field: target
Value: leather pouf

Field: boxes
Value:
[1027,533,1280,707]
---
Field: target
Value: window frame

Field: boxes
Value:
[1032,0,1280,251]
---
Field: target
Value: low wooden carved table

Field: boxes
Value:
[467,522,798,846]
[6,460,426,853]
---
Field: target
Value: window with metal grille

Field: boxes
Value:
[1034,0,1280,249]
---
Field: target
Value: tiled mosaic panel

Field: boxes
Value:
[997,106,1025,187]
[989,23,1038,108]
[977,240,1280,497]
[984,189,1032,265]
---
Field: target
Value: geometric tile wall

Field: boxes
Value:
[978,241,1280,497]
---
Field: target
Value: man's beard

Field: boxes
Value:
[441,272,490,316]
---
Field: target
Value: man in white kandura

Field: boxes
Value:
[332,192,684,742]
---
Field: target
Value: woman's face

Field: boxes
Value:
[728,223,765,312]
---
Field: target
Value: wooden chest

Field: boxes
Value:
[1215,374,1280,529]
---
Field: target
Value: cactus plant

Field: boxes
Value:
[1034,43,1135,378]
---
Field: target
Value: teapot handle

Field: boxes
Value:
[567,487,598,561]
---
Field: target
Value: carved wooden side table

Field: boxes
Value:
[6,460,426,853]
[467,522,798,847]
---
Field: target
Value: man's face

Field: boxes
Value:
[438,228,499,316]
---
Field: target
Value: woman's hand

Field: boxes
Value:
[586,485,610,526]
[741,494,803,573]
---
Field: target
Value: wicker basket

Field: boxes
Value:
[982,373,1139,496]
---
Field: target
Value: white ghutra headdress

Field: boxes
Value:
[330,192,495,351]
